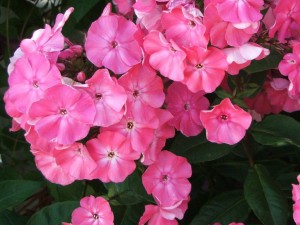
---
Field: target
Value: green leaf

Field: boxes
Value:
[189,190,250,225]
[0,210,26,225]
[120,204,145,225]
[0,180,42,211]
[171,132,233,163]
[27,201,78,225]
[251,114,300,147]
[65,0,101,22]
[47,181,85,202]
[104,170,153,205]
[244,164,288,225]
[244,47,282,74]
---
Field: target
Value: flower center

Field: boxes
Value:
[60,109,67,115]
[195,63,203,69]
[33,80,39,88]
[93,214,99,220]
[107,151,116,158]
[188,20,196,27]
[95,93,102,100]
[170,46,177,52]
[133,90,139,97]
[111,41,118,48]
[162,174,169,182]
[184,103,190,111]
[220,114,228,121]
[127,121,134,130]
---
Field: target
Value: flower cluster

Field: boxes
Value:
[4,0,300,224]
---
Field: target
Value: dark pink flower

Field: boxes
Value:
[72,196,114,225]
[200,98,252,145]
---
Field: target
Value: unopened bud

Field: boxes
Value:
[77,71,86,82]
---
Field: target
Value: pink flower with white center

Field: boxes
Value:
[139,199,189,225]
[200,98,252,145]
[223,43,270,75]
[161,6,207,48]
[86,131,140,183]
[20,7,74,62]
[7,52,62,113]
[85,69,127,127]
[102,105,159,152]
[183,46,228,93]
[72,196,114,225]
[166,82,209,137]
[142,150,192,206]
[28,84,96,145]
[31,145,76,186]
[118,64,165,113]
[203,3,259,48]
[54,143,97,180]
[143,31,186,81]
[216,0,263,23]
[85,14,142,74]
[141,109,175,165]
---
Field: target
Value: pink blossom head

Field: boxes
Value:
[294,201,300,225]
[72,196,114,225]
[200,98,252,145]
[142,150,192,206]
[85,14,142,74]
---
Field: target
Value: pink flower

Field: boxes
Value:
[183,46,228,93]
[161,6,207,47]
[143,31,186,81]
[139,199,189,225]
[294,201,300,225]
[85,14,142,74]
[142,150,192,206]
[216,0,263,23]
[229,223,244,225]
[200,98,252,145]
[86,131,140,183]
[279,43,300,76]
[7,52,62,113]
[166,82,209,137]
[28,84,96,145]
[292,176,300,225]
[54,143,97,180]
[85,69,127,127]
[72,196,114,225]
[118,64,165,114]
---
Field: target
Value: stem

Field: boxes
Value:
[242,134,254,167]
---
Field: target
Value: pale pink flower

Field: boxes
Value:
[200,98,252,145]
[166,82,209,137]
[54,143,97,180]
[216,0,263,23]
[223,43,270,75]
[28,84,96,145]
[139,199,189,225]
[142,150,192,206]
[102,105,159,152]
[7,52,62,114]
[143,31,186,81]
[183,46,228,93]
[118,64,165,114]
[85,69,127,127]
[86,131,140,183]
[161,6,207,47]
[85,14,142,74]
[72,196,114,225]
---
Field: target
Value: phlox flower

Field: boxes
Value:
[223,43,270,75]
[72,196,114,225]
[292,175,300,225]
[54,143,97,180]
[85,69,127,127]
[113,0,134,15]
[118,64,165,116]
[7,52,62,114]
[102,105,159,152]
[141,109,175,165]
[203,3,259,48]
[139,199,189,225]
[279,43,300,76]
[200,98,252,145]
[183,46,228,93]
[85,13,142,74]
[166,82,209,137]
[216,0,263,23]
[86,131,140,183]
[28,84,96,145]
[142,150,192,206]
[143,31,186,81]
[161,6,207,47]
[294,201,300,225]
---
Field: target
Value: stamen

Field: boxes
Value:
[60,109,67,115]
[95,93,102,100]
[93,214,99,220]
[127,121,134,129]
[220,114,228,120]
[195,64,203,69]
[107,151,115,158]
[111,41,118,48]
[133,90,139,97]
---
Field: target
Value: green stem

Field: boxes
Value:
[242,134,254,167]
